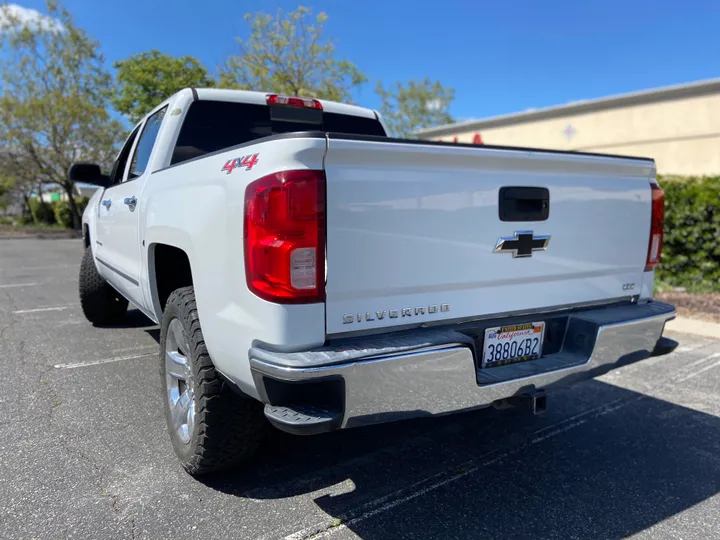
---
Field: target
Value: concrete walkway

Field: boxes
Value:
[666,316,720,339]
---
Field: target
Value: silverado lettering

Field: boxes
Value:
[343,304,451,324]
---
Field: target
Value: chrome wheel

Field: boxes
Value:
[165,318,195,444]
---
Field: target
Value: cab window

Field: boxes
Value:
[128,106,168,180]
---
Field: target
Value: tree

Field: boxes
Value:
[0,168,16,215]
[0,153,38,219]
[113,50,215,123]
[219,5,366,102]
[0,0,123,229]
[376,78,455,138]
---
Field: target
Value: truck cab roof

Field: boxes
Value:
[181,88,379,120]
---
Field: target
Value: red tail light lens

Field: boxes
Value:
[266,94,323,110]
[645,182,665,271]
[244,170,326,303]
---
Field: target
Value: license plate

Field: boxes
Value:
[482,322,545,368]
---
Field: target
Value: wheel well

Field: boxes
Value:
[153,244,193,314]
[83,224,90,249]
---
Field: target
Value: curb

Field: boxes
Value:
[665,316,720,340]
[0,231,82,240]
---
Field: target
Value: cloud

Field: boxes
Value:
[0,4,64,33]
[425,99,444,111]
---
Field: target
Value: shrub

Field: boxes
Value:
[28,197,56,225]
[52,196,90,229]
[656,176,720,292]
[16,214,33,226]
[53,200,74,228]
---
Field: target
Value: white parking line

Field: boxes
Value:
[677,344,703,353]
[677,355,720,383]
[13,305,76,314]
[54,352,156,369]
[281,348,720,540]
[283,395,635,540]
[0,282,39,289]
[685,352,720,369]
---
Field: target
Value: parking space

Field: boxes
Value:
[1,239,719,540]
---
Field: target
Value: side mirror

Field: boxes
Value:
[68,163,111,188]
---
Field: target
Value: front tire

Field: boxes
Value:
[160,286,265,476]
[78,247,128,326]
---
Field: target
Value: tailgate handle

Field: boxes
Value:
[499,187,549,222]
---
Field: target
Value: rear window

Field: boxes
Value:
[171,100,386,165]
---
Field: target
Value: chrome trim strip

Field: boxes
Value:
[95,256,139,286]
[251,303,676,429]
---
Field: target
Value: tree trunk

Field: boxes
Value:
[37,182,60,223]
[63,182,82,230]
[22,193,33,220]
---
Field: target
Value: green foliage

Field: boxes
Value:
[0,174,15,213]
[53,199,73,228]
[376,78,455,138]
[16,214,33,226]
[113,50,215,123]
[656,176,720,292]
[28,197,56,225]
[219,6,366,102]
[53,195,88,228]
[0,0,123,230]
[0,175,13,198]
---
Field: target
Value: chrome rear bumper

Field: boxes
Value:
[251,301,676,432]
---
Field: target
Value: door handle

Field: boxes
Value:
[123,197,137,209]
[101,199,111,209]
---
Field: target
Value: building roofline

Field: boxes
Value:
[415,78,720,138]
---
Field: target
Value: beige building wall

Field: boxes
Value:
[429,89,720,176]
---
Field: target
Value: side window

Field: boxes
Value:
[109,127,141,186]
[128,106,167,180]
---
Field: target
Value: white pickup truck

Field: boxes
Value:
[73,88,676,476]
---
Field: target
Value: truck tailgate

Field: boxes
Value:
[323,137,655,335]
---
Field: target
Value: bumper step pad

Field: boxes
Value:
[264,404,343,435]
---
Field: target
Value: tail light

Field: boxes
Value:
[244,170,326,303]
[266,94,323,110]
[645,182,665,271]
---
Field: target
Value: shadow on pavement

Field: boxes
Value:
[201,379,720,539]
[100,308,163,343]
[103,308,156,330]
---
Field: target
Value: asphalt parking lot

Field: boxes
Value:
[1,238,719,540]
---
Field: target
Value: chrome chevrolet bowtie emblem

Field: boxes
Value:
[493,231,550,258]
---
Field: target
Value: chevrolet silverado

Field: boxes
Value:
[72,88,676,475]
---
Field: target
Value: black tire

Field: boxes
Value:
[160,286,265,475]
[78,247,128,326]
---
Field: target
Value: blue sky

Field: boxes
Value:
[13,0,720,122]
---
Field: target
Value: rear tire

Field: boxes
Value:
[78,247,128,326]
[160,286,265,476]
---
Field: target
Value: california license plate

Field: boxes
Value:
[482,322,545,368]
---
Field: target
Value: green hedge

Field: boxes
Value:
[53,196,89,228]
[26,195,91,228]
[656,176,720,292]
[28,198,56,225]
